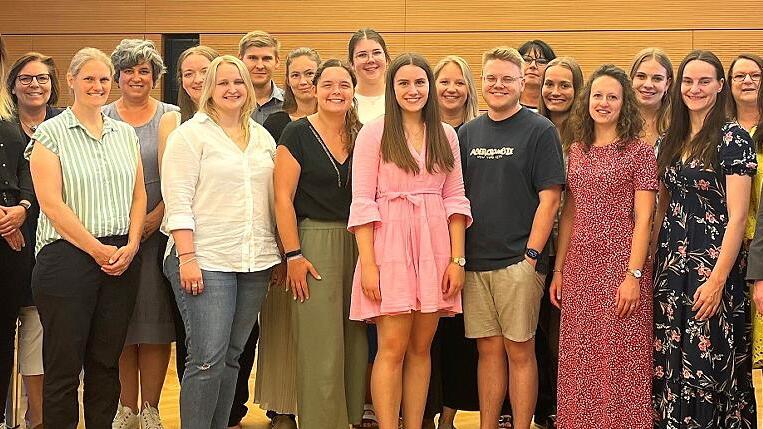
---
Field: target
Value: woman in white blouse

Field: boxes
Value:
[161,55,283,429]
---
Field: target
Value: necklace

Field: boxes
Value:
[307,121,348,188]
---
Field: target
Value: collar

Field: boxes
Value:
[259,82,284,106]
[64,107,117,134]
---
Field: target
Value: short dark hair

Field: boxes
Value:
[518,40,556,62]
[6,52,60,106]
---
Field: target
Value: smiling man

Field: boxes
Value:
[238,31,283,125]
[458,47,564,429]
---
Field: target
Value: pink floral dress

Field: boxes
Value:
[347,117,472,321]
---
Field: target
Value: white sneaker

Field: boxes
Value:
[140,402,165,429]
[0,422,8,429]
[113,402,140,429]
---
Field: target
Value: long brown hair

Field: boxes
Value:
[630,48,674,137]
[381,53,453,175]
[281,47,321,115]
[313,59,361,154]
[571,64,644,151]
[657,50,730,176]
[538,56,583,152]
[176,45,219,124]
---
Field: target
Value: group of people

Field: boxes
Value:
[0,25,761,429]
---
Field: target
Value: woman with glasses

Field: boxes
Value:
[4,51,63,429]
[518,40,556,111]
[349,28,390,124]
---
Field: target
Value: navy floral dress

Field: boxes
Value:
[653,123,757,428]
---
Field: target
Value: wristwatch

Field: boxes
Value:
[525,248,540,260]
[19,200,31,211]
[451,257,466,267]
[626,268,643,279]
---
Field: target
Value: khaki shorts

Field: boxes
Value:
[18,306,44,376]
[463,259,545,342]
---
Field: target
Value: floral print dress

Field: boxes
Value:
[653,123,757,429]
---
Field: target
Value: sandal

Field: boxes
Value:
[354,403,379,429]
[498,414,513,428]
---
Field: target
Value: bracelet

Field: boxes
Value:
[287,254,304,262]
[552,268,563,273]
[178,251,195,257]
[179,257,197,268]
[285,249,302,259]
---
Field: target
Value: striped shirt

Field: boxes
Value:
[25,107,140,254]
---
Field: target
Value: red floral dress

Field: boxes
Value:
[557,139,657,429]
[653,123,757,429]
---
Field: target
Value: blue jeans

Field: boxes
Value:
[164,253,270,429]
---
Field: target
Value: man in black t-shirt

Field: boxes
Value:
[458,47,565,429]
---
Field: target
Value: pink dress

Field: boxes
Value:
[348,117,472,321]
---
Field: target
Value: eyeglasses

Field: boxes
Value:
[353,51,386,62]
[17,74,51,86]
[732,72,762,83]
[522,55,549,66]
[483,75,523,86]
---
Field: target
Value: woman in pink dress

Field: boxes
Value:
[348,53,472,429]
[550,64,658,429]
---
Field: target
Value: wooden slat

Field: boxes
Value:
[692,30,763,68]
[147,0,406,34]
[0,0,146,34]
[4,34,164,107]
[405,0,763,32]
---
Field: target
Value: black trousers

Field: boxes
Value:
[0,231,32,422]
[228,321,259,426]
[33,237,140,429]
[535,255,560,421]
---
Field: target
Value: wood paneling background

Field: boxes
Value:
[1,0,762,106]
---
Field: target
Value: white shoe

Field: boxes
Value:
[113,402,140,429]
[140,402,165,429]
[0,422,7,429]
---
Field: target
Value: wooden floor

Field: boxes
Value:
[60,350,763,428]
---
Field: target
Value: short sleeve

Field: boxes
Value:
[632,141,659,191]
[441,124,473,227]
[719,123,757,177]
[26,122,59,159]
[532,125,566,191]
[278,120,305,165]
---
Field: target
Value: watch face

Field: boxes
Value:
[632,269,642,278]
[526,248,540,260]
[455,257,466,266]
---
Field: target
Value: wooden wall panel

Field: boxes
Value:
[146,0,406,34]
[405,0,763,32]
[4,34,163,107]
[692,30,763,68]
[0,0,146,34]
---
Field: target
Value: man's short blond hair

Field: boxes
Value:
[482,46,524,70]
[238,31,280,57]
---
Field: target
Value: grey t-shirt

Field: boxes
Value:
[458,107,565,273]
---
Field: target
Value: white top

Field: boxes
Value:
[355,93,385,124]
[162,112,281,272]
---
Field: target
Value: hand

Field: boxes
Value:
[271,261,286,287]
[692,276,724,321]
[101,243,139,276]
[360,262,381,301]
[550,271,562,309]
[91,244,119,266]
[615,275,640,318]
[180,258,204,295]
[524,256,538,268]
[0,205,27,235]
[141,209,162,241]
[441,262,465,299]
[3,228,25,251]
[754,280,763,316]
[286,256,321,302]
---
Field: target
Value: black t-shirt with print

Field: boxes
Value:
[458,107,565,273]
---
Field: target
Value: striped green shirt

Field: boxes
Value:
[25,108,140,254]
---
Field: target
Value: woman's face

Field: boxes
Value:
[211,62,247,115]
[681,59,723,116]
[181,53,211,105]
[541,65,575,114]
[522,47,549,88]
[436,62,468,116]
[314,66,354,115]
[632,58,671,110]
[394,64,429,115]
[118,61,153,101]
[588,75,623,128]
[351,38,387,86]
[730,58,762,107]
[287,55,318,106]
[68,60,112,109]
[13,60,53,110]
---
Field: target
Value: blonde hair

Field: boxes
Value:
[0,36,13,120]
[67,48,114,101]
[238,31,280,58]
[434,55,479,124]
[198,55,256,144]
[482,46,525,70]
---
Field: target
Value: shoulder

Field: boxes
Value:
[264,111,291,127]
[36,110,70,136]
[722,122,753,142]
[360,116,385,137]
[158,102,180,115]
[106,116,139,142]
[459,114,486,133]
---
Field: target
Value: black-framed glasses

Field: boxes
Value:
[732,72,762,83]
[17,74,51,86]
[522,55,549,66]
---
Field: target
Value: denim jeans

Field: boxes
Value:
[164,252,270,429]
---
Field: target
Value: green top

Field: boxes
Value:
[747,125,761,241]
[25,107,140,254]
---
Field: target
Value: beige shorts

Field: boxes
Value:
[463,259,545,342]
[19,306,44,376]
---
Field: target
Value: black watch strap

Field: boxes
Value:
[525,248,540,260]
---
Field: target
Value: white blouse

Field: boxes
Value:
[162,112,281,272]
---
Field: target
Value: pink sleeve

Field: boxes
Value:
[348,119,383,233]
[633,140,658,191]
[441,124,473,228]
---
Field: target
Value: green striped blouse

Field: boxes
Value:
[25,108,140,254]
